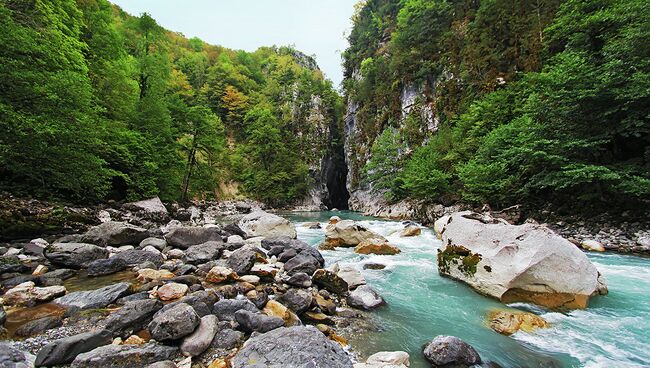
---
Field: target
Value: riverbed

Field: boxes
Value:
[285,211,650,368]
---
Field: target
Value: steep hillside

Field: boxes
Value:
[0,0,345,208]
[342,0,649,216]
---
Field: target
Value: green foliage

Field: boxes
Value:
[362,127,404,193]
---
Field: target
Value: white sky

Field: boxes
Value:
[109,0,359,88]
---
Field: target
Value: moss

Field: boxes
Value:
[438,245,482,277]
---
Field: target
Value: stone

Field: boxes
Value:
[112,249,164,267]
[400,225,421,237]
[365,351,410,367]
[35,329,112,366]
[0,343,35,368]
[207,359,227,368]
[363,263,387,270]
[438,211,606,308]
[139,237,168,251]
[285,272,312,288]
[123,197,168,222]
[148,303,200,341]
[238,210,297,238]
[355,241,401,255]
[71,343,178,368]
[329,216,341,224]
[487,309,550,335]
[235,309,284,333]
[280,288,313,314]
[347,285,384,310]
[303,311,334,325]
[240,275,260,284]
[581,239,606,252]
[183,241,223,265]
[332,264,366,290]
[14,316,63,337]
[103,299,163,335]
[180,315,219,357]
[284,253,321,276]
[212,299,258,321]
[227,245,262,275]
[165,249,184,259]
[314,294,336,315]
[231,326,352,368]
[87,257,128,277]
[250,264,279,279]
[262,300,301,327]
[164,227,223,249]
[422,336,481,367]
[32,264,48,276]
[433,215,450,239]
[211,326,245,350]
[146,361,176,368]
[137,268,175,282]
[0,256,28,274]
[227,235,244,243]
[123,335,145,345]
[154,283,189,301]
[313,269,349,295]
[79,221,149,246]
[54,282,131,310]
[3,282,66,306]
[323,220,386,248]
[205,266,239,283]
[45,243,108,269]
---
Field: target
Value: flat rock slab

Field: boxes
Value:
[71,343,178,368]
[54,282,131,310]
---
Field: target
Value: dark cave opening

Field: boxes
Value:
[323,155,350,210]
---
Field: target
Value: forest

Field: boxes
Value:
[0,0,342,206]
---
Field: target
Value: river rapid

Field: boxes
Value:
[284,211,650,368]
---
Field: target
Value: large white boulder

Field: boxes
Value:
[238,210,296,239]
[322,220,386,248]
[437,212,607,308]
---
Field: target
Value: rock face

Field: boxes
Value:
[71,343,177,368]
[437,211,607,308]
[487,309,549,335]
[347,285,384,310]
[45,243,109,268]
[238,210,297,238]
[323,220,386,248]
[148,303,200,341]
[35,330,112,366]
[231,326,353,368]
[54,282,131,310]
[164,227,222,249]
[422,336,481,367]
[79,221,149,246]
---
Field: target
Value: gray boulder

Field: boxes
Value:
[238,211,297,238]
[139,238,167,251]
[103,299,163,335]
[284,253,321,276]
[164,227,222,249]
[71,343,177,368]
[112,249,163,267]
[347,285,384,310]
[313,269,348,295]
[45,243,108,269]
[280,289,313,314]
[123,197,168,222]
[180,315,219,357]
[35,329,112,366]
[231,326,352,368]
[234,310,284,333]
[145,361,176,368]
[0,343,35,368]
[14,316,63,337]
[423,335,481,367]
[54,282,131,310]
[227,245,262,275]
[285,272,312,288]
[86,257,128,277]
[212,299,259,321]
[79,222,149,246]
[183,241,223,265]
[148,303,199,341]
[211,327,244,350]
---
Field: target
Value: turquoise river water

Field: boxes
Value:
[283,211,650,368]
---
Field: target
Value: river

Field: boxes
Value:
[283,211,650,368]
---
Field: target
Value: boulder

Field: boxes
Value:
[45,243,108,269]
[347,285,384,310]
[313,269,349,295]
[137,268,175,282]
[262,300,301,327]
[234,309,284,333]
[437,211,606,308]
[581,239,605,252]
[35,329,112,366]
[154,283,188,301]
[238,210,297,238]
[54,282,131,310]
[332,264,366,290]
[400,225,421,237]
[79,222,149,246]
[148,303,200,341]
[212,299,258,321]
[227,245,262,275]
[139,237,168,251]
[279,288,313,314]
[231,326,352,368]
[87,257,128,277]
[180,315,219,357]
[205,266,238,283]
[355,241,400,255]
[285,272,312,288]
[0,343,35,368]
[284,253,321,276]
[323,220,386,248]
[422,336,481,367]
[183,241,223,265]
[71,343,177,368]
[487,309,549,335]
[164,227,222,249]
[14,316,63,337]
[112,249,164,267]
[103,299,163,335]
[122,197,168,222]
[358,351,410,368]
[3,282,66,306]
[146,362,176,368]
[433,215,450,239]
[0,256,29,274]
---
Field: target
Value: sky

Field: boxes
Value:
[109,0,359,87]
